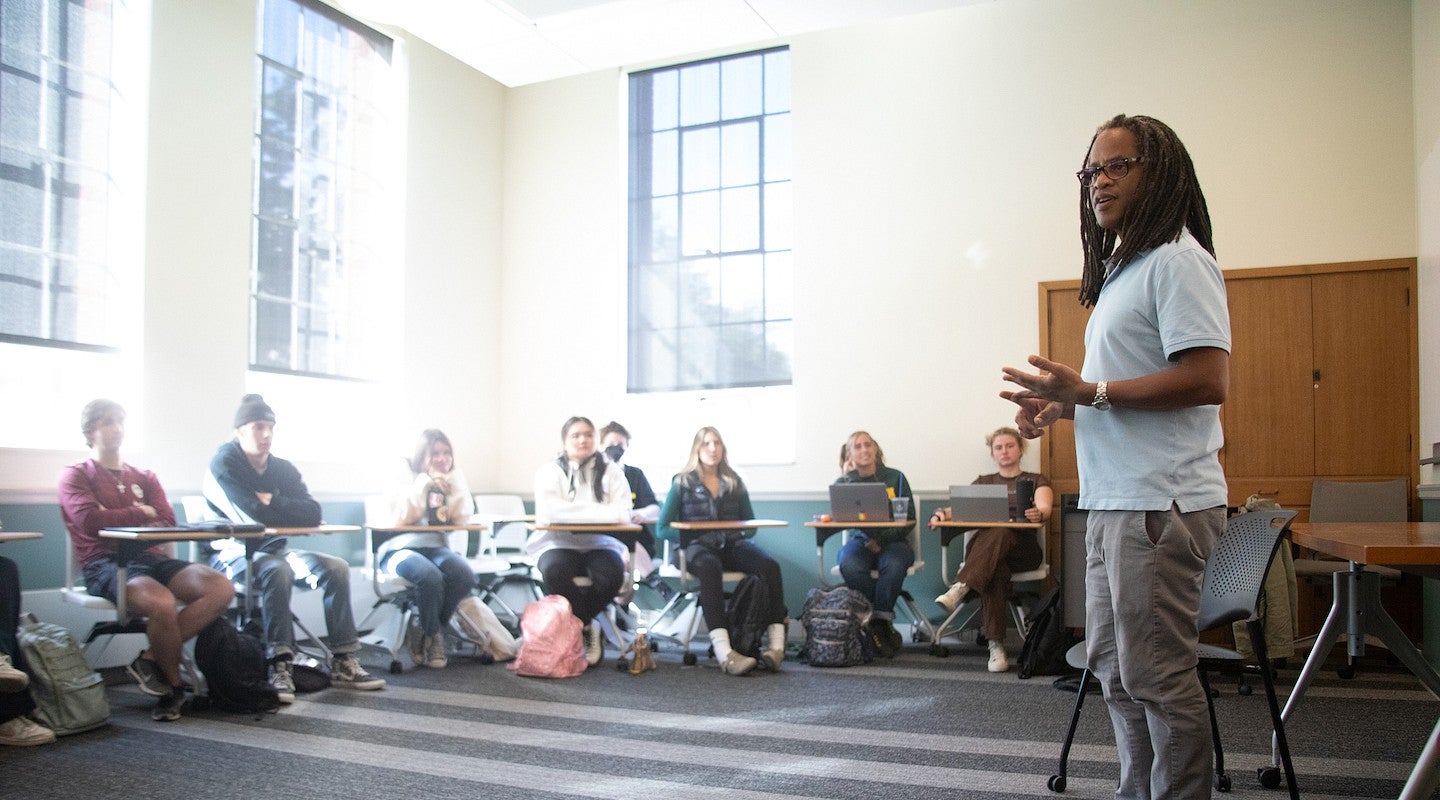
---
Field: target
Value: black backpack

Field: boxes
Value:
[725,575,770,658]
[1018,587,1078,679]
[194,618,281,714]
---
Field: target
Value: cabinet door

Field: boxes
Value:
[1312,270,1411,477]
[1222,275,1314,478]
[1041,286,1090,493]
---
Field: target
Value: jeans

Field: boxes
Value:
[837,535,914,619]
[382,547,475,636]
[219,548,359,659]
[1085,505,1222,800]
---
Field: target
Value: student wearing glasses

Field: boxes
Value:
[1002,114,1230,800]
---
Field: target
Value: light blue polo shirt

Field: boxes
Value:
[1076,230,1231,513]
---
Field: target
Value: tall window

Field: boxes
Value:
[252,0,392,379]
[627,48,791,393]
[0,0,124,350]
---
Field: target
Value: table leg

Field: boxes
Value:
[1352,570,1440,698]
[112,540,145,621]
[1274,570,1346,766]
[1399,717,1440,800]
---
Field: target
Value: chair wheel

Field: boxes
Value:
[1337,665,1356,679]
[616,658,629,671]
[1215,772,1232,792]
[389,660,403,675]
[682,652,697,666]
[1257,766,1281,789]
[649,641,660,652]
[1047,774,1066,792]
[1237,683,1252,696]
[975,632,988,646]
[929,644,950,658]
[478,652,495,665]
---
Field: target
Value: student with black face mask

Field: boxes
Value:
[597,421,673,601]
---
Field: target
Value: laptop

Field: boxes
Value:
[948,484,1011,522]
[829,483,893,523]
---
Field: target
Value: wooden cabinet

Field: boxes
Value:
[1039,257,1420,643]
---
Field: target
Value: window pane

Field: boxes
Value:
[254,296,294,368]
[764,49,791,114]
[676,325,717,389]
[719,321,765,386]
[764,250,792,320]
[720,253,762,323]
[650,129,677,197]
[719,185,758,252]
[764,113,790,182]
[764,320,793,383]
[680,126,718,193]
[680,190,717,257]
[650,70,677,131]
[677,256,719,327]
[635,260,676,330]
[678,61,718,126]
[721,55,762,120]
[720,121,758,187]
[764,181,791,252]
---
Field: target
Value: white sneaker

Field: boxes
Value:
[987,640,1009,673]
[935,582,968,614]
[330,654,386,691]
[0,654,28,693]
[0,716,55,747]
[269,659,296,704]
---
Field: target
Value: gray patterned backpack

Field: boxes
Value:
[799,586,873,667]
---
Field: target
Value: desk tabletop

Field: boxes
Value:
[805,520,911,529]
[0,531,42,542]
[1290,522,1440,567]
[531,522,642,532]
[671,519,787,530]
[100,526,267,541]
[933,520,1044,529]
[367,523,490,533]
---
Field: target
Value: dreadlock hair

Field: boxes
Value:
[1078,114,1214,308]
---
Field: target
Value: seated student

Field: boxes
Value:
[833,430,916,658]
[203,394,384,701]
[530,416,632,668]
[56,399,235,722]
[385,429,477,669]
[930,426,1053,672]
[0,552,55,745]
[597,420,671,600]
[656,426,786,676]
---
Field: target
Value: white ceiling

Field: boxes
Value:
[331,0,979,88]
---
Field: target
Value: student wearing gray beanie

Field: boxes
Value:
[202,394,384,700]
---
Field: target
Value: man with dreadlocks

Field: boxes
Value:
[1000,114,1230,800]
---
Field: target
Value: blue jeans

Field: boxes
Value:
[837,535,914,619]
[382,547,475,636]
[219,549,359,660]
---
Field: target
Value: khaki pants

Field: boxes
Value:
[1085,505,1222,800]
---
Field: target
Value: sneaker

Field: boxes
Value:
[759,646,784,673]
[127,653,169,697]
[987,640,1009,673]
[583,624,604,667]
[935,582,968,614]
[718,649,757,676]
[406,622,425,667]
[886,620,904,651]
[152,685,186,722]
[0,654,28,693]
[0,716,55,747]
[425,632,448,669]
[867,619,898,659]
[270,659,296,704]
[330,654,385,691]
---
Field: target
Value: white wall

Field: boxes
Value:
[497,0,1419,495]
[1417,0,1440,488]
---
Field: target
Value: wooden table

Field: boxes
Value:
[0,531,43,542]
[1284,522,1440,800]
[804,520,912,587]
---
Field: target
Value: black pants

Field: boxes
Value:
[0,556,37,723]
[686,539,786,632]
[537,548,625,623]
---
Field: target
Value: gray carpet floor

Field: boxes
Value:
[3,642,1435,799]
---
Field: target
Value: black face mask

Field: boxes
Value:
[604,445,625,463]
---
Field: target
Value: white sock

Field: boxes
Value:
[766,623,786,651]
[709,628,734,660]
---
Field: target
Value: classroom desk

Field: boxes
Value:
[224,525,363,620]
[100,526,269,620]
[803,520,913,588]
[931,520,1045,587]
[0,532,43,542]
[531,522,644,551]
[1284,522,1440,800]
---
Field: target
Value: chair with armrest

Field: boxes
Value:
[930,522,1048,656]
[462,494,542,629]
[178,494,333,663]
[1047,509,1300,798]
[1292,477,1407,677]
[354,495,419,675]
[827,522,934,645]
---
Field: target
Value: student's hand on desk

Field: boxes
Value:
[928,507,952,529]
[1022,507,1045,524]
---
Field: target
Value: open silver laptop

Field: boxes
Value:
[829,483,892,522]
[948,484,1011,522]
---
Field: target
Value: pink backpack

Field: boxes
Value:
[509,595,587,678]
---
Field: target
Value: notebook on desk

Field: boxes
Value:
[948,484,1011,522]
[829,483,892,522]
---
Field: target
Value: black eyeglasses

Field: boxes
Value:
[1076,157,1144,187]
